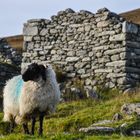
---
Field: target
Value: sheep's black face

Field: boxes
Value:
[22,63,46,82]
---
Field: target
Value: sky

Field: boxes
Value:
[0,0,140,37]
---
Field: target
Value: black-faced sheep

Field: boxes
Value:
[3,63,60,135]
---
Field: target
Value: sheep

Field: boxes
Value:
[3,63,61,135]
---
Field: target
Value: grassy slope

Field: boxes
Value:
[0,89,140,139]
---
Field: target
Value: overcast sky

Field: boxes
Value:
[0,0,140,37]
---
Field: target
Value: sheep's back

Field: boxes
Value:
[3,75,23,121]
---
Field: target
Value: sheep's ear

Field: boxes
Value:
[39,65,46,81]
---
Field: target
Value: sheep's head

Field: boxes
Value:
[22,63,46,82]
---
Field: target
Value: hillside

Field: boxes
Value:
[120,8,140,24]
[3,35,23,51]
[0,89,140,139]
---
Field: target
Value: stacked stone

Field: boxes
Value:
[122,22,140,89]
[0,38,22,66]
[22,8,140,91]
[0,63,20,94]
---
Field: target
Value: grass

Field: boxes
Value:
[0,89,140,139]
[1,133,140,140]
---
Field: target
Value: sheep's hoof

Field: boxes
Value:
[31,132,34,135]
[23,124,30,134]
[38,130,43,136]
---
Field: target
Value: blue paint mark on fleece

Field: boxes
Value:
[15,76,24,99]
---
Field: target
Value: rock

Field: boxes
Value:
[97,21,110,27]
[66,57,79,62]
[76,50,87,56]
[67,51,76,56]
[82,57,90,62]
[23,26,38,36]
[109,34,126,41]
[122,21,138,34]
[79,10,93,15]
[112,113,123,121]
[67,73,76,78]
[44,45,53,50]
[63,87,86,101]
[105,82,115,88]
[77,27,84,32]
[111,54,120,61]
[104,48,126,55]
[106,60,126,67]
[97,7,110,14]
[121,103,140,115]
[65,8,75,13]
[24,36,33,41]
[51,50,56,55]
[79,126,116,134]
[95,69,112,73]
[65,66,74,72]
[40,29,48,36]
[74,62,86,69]
[27,19,45,23]
[91,120,113,126]
[85,25,91,32]
[117,77,126,85]
[85,88,99,99]
[119,123,128,136]
[51,55,61,61]
[125,67,140,74]
[123,88,136,94]
[126,41,140,48]
[50,29,57,34]
[95,31,115,37]
[131,130,140,136]
[77,69,85,74]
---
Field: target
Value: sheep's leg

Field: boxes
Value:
[39,113,44,135]
[9,117,16,133]
[31,117,36,135]
[9,121,15,133]
[23,123,29,134]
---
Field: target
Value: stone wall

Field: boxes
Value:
[0,63,20,94]
[0,38,22,66]
[22,8,140,91]
[0,38,21,94]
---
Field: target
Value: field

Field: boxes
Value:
[0,89,140,139]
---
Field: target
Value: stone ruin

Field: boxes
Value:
[0,7,140,98]
[22,7,140,94]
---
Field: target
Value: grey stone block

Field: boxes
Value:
[122,21,138,34]
[23,26,38,35]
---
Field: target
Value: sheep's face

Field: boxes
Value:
[22,63,46,82]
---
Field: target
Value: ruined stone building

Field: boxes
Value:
[1,8,140,94]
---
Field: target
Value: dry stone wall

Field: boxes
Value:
[0,63,20,93]
[0,38,21,93]
[0,38,22,66]
[22,8,140,91]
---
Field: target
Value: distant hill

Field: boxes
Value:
[3,35,23,51]
[120,8,140,25]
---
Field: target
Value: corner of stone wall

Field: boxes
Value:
[121,20,140,90]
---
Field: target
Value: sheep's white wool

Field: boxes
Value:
[19,66,60,122]
[3,75,23,122]
[3,65,60,124]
